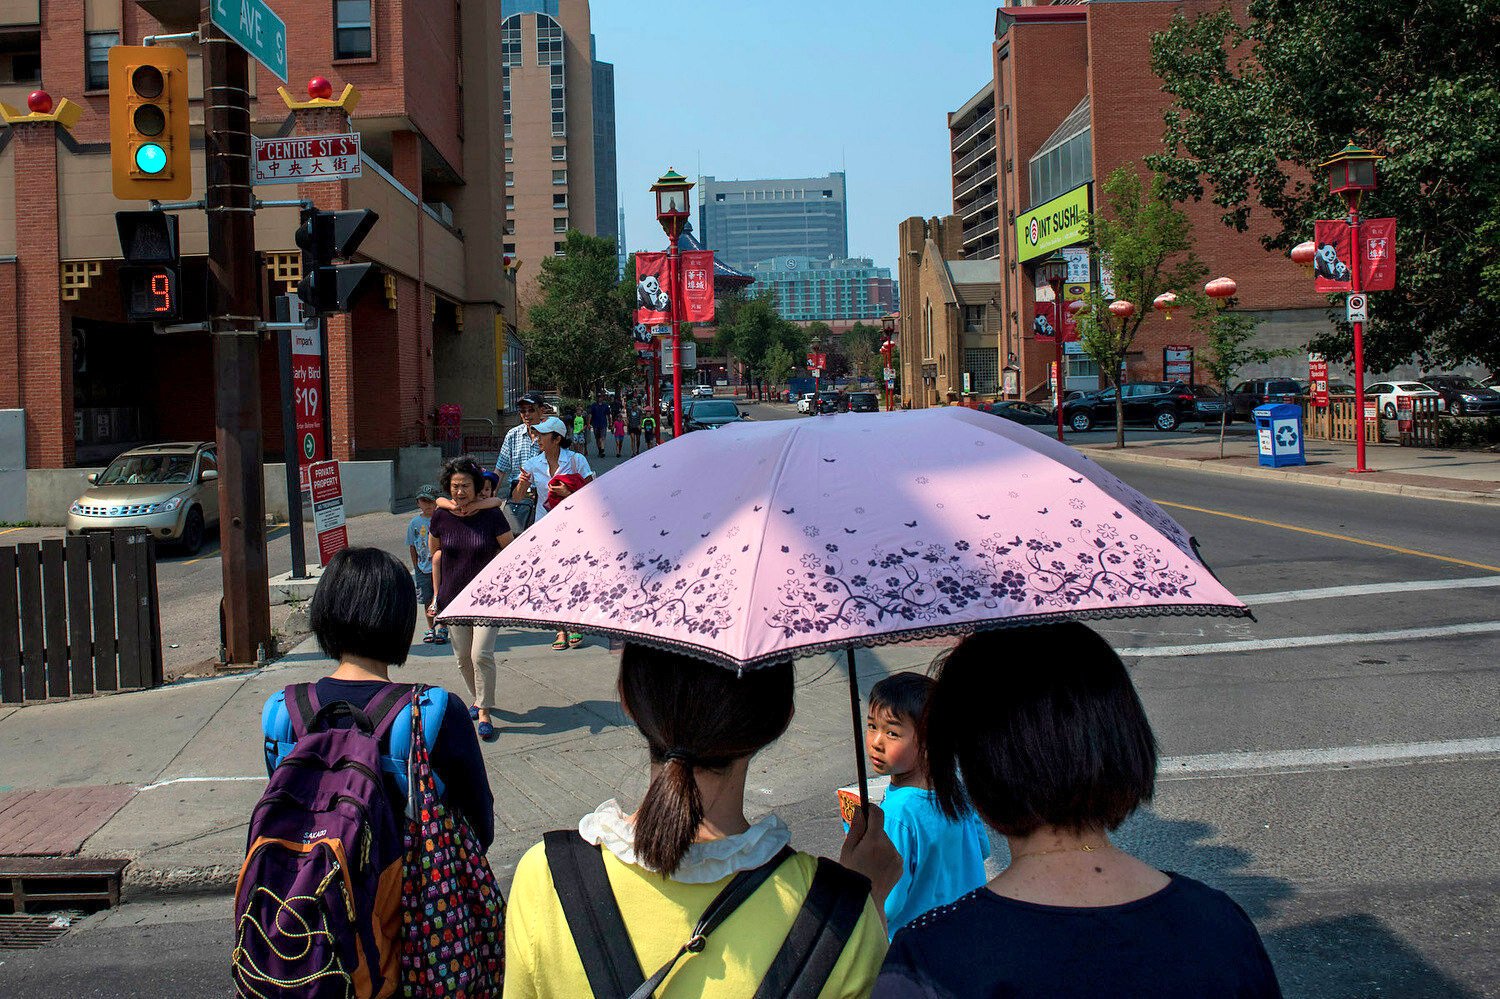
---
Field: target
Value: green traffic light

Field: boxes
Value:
[135,143,168,175]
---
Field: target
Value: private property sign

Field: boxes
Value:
[308,460,349,566]
[253,134,362,185]
[1017,183,1091,262]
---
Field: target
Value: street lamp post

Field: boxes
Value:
[652,169,694,439]
[1035,251,1071,442]
[1318,143,1384,473]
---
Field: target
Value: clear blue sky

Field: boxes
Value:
[589,0,1004,275]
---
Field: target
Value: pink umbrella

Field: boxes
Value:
[442,408,1246,800]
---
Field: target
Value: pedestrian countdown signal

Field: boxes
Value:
[109,45,192,200]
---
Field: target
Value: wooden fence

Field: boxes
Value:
[0,530,163,705]
[1302,394,1445,447]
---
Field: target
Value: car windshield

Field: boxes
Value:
[1268,380,1301,393]
[850,393,875,402]
[690,401,739,419]
[1398,383,1430,392]
[97,453,196,486]
[1432,376,1477,389]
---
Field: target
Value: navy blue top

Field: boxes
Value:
[312,679,495,851]
[873,874,1281,998]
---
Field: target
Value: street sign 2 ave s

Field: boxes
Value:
[210,0,288,82]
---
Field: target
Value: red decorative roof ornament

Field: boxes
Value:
[27,90,52,114]
[1108,299,1136,319]
[308,77,334,100]
[1152,292,1178,320]
[1205,277,1238,299]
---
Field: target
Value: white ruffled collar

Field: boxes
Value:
[578,799,792,884]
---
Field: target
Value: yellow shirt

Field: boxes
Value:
[503,842,888,998]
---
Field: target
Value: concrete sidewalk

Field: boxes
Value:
[1081,432,1500,504]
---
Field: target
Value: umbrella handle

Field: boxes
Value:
[846,647,869,814]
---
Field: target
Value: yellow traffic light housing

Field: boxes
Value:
[109,45,191,200]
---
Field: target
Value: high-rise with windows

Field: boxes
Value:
[697,173,849,272]
[502,1,617,288]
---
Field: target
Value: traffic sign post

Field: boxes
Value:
[1346,293,1368,322]
[274,296,310,578]
[209,0,288,81]
[309,460,349,567]
[253,133,361,185]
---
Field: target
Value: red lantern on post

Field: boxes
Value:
[1204,277,1238,301]
[1108,299,1136,319]
[1152,292,1178,321]
[1290,241,1316,273]
[1067,299,1089,317]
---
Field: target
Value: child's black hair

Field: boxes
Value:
[868,671,936,732]
[309,547,417,666]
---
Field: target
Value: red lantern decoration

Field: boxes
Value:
[26,90,52,114]
[308,76,334,100]
[1108,299,1136,319]
[1205,277,1238,299]
[1152,292,1178,321]
[1067,299,1089,316]
[1290,241,1316,267]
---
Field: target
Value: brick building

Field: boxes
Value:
[0,0,519,470]
[897,216,1004,407]
[902,2,1329,409]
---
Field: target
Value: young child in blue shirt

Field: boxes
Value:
[866,671,990,936]
[406,485,445,644]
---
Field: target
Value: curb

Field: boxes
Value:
[1084,448,1500,506]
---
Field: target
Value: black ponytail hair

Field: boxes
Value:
[619,644,795,876]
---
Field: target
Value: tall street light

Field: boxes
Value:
[1035,250,1071,442]
[652,169,693,438]
[1318,142,1383,473]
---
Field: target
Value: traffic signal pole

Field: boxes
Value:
[203,6,272,665]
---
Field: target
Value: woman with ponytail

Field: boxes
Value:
[503,644,902,998]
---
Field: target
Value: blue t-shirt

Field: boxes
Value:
[406,512,432,573]
[589,402,612,431]
[881,784,991,936]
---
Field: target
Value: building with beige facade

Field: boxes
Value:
[897,216,1004,408]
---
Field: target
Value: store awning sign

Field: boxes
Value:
[1017,184,1091,262]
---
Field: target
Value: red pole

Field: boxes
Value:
[1053,282,1065,442]
[669,236,683,439]
[1348,198,1368,473]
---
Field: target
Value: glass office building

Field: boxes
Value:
[698,173,849,271]
[749,256,896,323]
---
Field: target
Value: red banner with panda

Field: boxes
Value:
[634,253,671,326]
[1313,218,1396,293]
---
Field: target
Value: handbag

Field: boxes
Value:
[399,685,506,997]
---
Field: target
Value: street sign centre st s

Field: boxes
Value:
[210,0,288,82]
[254,134,362,185]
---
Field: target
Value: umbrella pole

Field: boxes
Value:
[846,646,870,812]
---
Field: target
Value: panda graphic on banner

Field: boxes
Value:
[635,253,671,326]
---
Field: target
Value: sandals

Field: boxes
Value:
[477,720,497,741]
[567,633,584,649]
[469,705,480,721]
[431,630,448,645]
[552,636,569,650]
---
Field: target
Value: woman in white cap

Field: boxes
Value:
[512,415,595,650]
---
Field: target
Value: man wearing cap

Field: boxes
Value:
[513,415,595,649]
[495,390,548,531]
[408,484,445,643]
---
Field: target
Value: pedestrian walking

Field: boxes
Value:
[494,390,547,533]
[626,398,643,456]
[237,547,498,998]
[512,416,593,651]
[589,394,612,460]
[640,410,658,449]
[611,414,626,457]
[571,410,588,455]
[872,623,1282,998]
[428,456,513,741]
[408,484,442,644]
[501,643,901,998]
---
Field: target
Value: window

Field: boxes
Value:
[553,194,567,208]
[965,348,999,394]
[85,32,117,90]
[334,0,373,60]
[963,305,985,333]
[505,172,514,187]
[554,217,568,233]
[552,145,567,161]
[552,169,567,185]
[503,220,515,235]
[923,300,934,359]
[501,15,522,68]
[504,147,513,163]
[504,242,516,255]
[551,110,566,136]
[554,241,566,256]
[505,196,514,211]
[536,14,563,66]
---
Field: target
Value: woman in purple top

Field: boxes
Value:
[427,456,513,741]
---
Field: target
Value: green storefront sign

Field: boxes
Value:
[1016,184,1091,263]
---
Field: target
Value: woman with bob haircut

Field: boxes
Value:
[873,622,1280,998]
[503,643,902,998]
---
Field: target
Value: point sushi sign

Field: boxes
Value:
[1017,184,1091,262]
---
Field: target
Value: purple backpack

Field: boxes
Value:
[233,683,413,999]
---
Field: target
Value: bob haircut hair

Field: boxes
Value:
[441,456,485,495]
[927,622,1157,836]
[868,671,936,733]
[619,644,795,877]
[309,547,418,667]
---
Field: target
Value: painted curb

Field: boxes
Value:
[1084,448,1500,507]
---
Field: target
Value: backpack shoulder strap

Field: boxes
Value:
[543,830,645,999]
[753,858,871,999]
[284,683,321,740]
[363,683,415,741]
[261,691,294,775]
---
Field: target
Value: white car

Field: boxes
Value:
[1364,381,1445,419]
[691,385,714,399]
[795,393,816,414]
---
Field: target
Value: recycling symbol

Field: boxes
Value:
[1275,425,1299,448]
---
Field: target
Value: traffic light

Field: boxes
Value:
[296,208,379,316]
[109,45,191,201]
[116,210,180,321]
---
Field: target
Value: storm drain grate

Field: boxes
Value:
[0,912,78,950]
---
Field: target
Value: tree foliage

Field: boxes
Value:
[1150,0,1500,371]
[1077,165,1206,447]
[841,322,884,380]
[1194,297,1294,456]
[715,291,805,392]
[761,342,795,389]
[525,232,634,397]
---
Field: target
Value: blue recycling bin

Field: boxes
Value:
[1253,403,1305,467]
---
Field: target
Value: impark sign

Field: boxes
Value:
[1017,183,1091,262]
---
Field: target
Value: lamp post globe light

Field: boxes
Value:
[1316,142,1384,473]
[651,169,694,437]
[1035,250,1071,442]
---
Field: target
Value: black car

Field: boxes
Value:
[1229,377,1302,420]
[1420,375,1500,416]
[815,391,848,414]
[847,391,879,413]
[981,401,1055,427]
[683,399,748,431]
[1187,384,1231,424]
[1062,382,1201,433]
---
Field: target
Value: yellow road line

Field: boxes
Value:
[0,526,25,536]
[1157,500,1500,574]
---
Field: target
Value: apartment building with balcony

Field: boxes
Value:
[949,82,1000,261]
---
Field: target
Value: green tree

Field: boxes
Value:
[762,342,795,391]
[841,322,883,380]
[1195,297,1295,456]
[1077,165,1206,447]
[526,232,633,396]
[716,291,804,398]
[1149,1,1500,371]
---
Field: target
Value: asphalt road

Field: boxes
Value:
[2,408,1496,996]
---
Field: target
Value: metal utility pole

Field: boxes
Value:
[203,3,271,664]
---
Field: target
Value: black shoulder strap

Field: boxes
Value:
[363,682,415,740]
[544,830,645,999]
[753,859,871,999]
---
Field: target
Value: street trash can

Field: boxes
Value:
[1253,403,1305,468]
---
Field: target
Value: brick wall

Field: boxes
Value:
[13,123,71,467]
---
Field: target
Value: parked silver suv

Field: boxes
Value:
[66,442,219,553]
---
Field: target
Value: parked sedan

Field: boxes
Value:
[1229,378,1302,420]
[980,401,1055,427]
[1063,382,1201,433]
[1188,384,1232,424]
[691,384,715,399]
[66,442,219,553]
[1364,381,1444,419]
[683,399,748,431]
[847,391,880,413]
[1420,375,1500,417]
[815,392,849,414]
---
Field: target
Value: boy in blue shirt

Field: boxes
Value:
[406,485,445,644]
[866,671,990,936]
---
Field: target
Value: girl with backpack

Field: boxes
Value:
[236,547,502,998]
[502,643,902,998]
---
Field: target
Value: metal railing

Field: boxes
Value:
[960,189,999,219]
[954,163,998,200]
[953,137,997,176]
[952,110,996,153]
